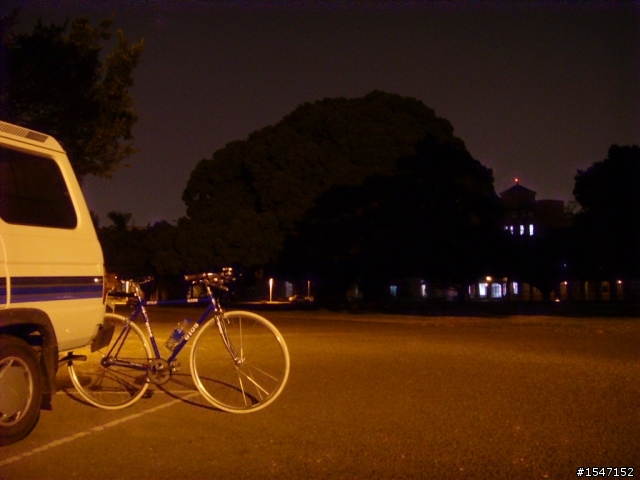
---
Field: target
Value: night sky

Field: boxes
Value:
[4,1,639,226]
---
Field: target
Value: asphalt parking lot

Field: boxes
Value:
[1,309,638,479]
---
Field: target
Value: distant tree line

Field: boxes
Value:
[4,13,638,304]
[94,91,499,301]
[571,145,640,288]
[97,93,640,304]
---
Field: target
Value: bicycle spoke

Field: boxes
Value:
[190,311,289,413]
[68,315,151,410]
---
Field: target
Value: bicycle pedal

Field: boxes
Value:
[60,353,88,365]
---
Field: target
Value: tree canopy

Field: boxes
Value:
[282,135,503,299]
[0,12,144,180]
[571,144,640,280]
[182,91,478,269]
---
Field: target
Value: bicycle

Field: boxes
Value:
[64,270,290,413]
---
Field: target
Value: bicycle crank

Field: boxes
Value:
[148,359,172,385]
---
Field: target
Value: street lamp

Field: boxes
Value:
[269,278,274,303]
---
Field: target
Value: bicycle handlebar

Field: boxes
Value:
[184,271,233,291]
[107,269,235,298]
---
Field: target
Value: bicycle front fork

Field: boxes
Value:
[216,314,243,366]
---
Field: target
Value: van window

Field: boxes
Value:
[0,146,77,228]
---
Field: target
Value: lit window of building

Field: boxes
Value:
[520,224,525,235]
[529,224,534,236]
[390,285,398,297]
[492,283,502,298]
[479,282,488,298]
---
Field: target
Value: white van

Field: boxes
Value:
[0,121,106,445]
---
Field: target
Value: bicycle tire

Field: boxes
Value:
[68,313,151,409]
[190,310,290,413]
[0,335,43,445]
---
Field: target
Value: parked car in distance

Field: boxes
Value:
[288,294,314,304]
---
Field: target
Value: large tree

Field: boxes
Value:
[283,135,503,300]
[0,12,144,180]
[571,144,640,282]
[182,91,471,270]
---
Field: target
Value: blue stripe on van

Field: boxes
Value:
[0,277,6,303]
[9,276,103,303]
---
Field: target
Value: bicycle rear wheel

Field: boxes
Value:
[68,314,151,409]
[190,311,290,413]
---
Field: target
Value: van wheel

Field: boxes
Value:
[0,335,42,446]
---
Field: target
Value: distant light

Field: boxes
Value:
[486,276,492,282]
[269,278,274,303]
[515,178,519,184]
[617,280,623,285]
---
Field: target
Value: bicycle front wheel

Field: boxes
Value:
[190,310,290,413]
[68,314,151,409]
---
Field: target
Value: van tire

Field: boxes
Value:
[0,335,42,446]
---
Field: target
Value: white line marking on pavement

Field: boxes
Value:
[0,393,200,467]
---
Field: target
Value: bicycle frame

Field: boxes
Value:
[106,281,238,373]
